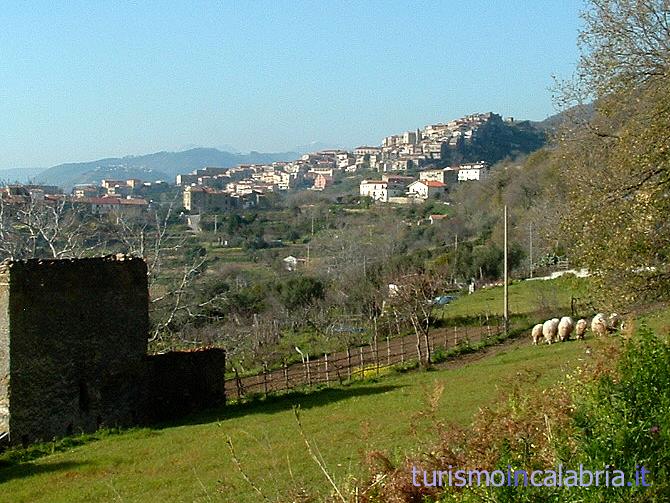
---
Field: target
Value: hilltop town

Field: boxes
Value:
[178,113,507,212]
[1,112,542,218]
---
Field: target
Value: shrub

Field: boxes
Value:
[571,326,670,501]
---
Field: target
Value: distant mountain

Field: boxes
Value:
[176,143,241,153]
[0,167,46,184]
[36,148,299,189]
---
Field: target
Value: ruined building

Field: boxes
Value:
[0,255,225,446]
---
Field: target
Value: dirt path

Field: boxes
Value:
[433,334,529,371]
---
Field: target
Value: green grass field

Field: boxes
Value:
[0,338,597,503]
[438,275,589,321]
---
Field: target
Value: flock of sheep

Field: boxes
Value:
[531,313,622,345]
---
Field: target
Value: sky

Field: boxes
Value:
[0,1,585,169]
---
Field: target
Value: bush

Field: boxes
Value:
[572,326,670,501]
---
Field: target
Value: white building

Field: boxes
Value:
[273,172,293,190]
[407,180,447,199]
[283,255,306,272]
[422,123,450,139]
[382,135,401,147]
[419,168,448,184]
[422,142,444,159]
[354,146,382,156]
[337,152,355,169]
[452,161,489,181]
[360,180,389,202]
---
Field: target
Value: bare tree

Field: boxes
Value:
[113,197,184,283]
[0,195,93,260]
[579,0,670,96]
[148,254,209,343]
[386,271,448,367]
[0,196,29,259]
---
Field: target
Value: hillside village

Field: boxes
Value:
[176,112,501,212]
[1,112,512,217]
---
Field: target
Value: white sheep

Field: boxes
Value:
[591,313,608,337]
[575,319,588,340]
[551,318,560,341]
[542,318,560,344]
[558,316,575,342]
[531,323,543,345]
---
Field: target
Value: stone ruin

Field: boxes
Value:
[0,255,225,446]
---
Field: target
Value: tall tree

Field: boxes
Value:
[558,0,670,309]
[579,0,670,95]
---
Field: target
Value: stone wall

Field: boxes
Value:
[3,256,149,444]
[145,349,226,422]
[0,255,226,446]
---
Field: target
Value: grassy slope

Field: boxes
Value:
[1,340,592,502]
[639,307,670,338]
[438,275,588,320]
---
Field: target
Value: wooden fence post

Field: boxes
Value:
[225,318,515,402]
[234,367,243,400]
[370,343,378,376]
[283,361,289,391]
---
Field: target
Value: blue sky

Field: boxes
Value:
[0,1,584,169]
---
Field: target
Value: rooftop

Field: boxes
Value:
[76,197,148,206]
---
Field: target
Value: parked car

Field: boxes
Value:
[326,324,366,335]
[431,295,455,306]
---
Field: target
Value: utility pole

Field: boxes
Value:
[214,214,218,234]
[504,206,509,336]
[529,222,533,279]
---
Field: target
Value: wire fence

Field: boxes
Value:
[225,316,508,401]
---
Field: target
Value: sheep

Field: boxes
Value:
[558,316,575,342]
[575,319,588,340]
[542,318,560,344]
[551,318,560,341]
[591,313,608,337]
[531,323,543,345]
